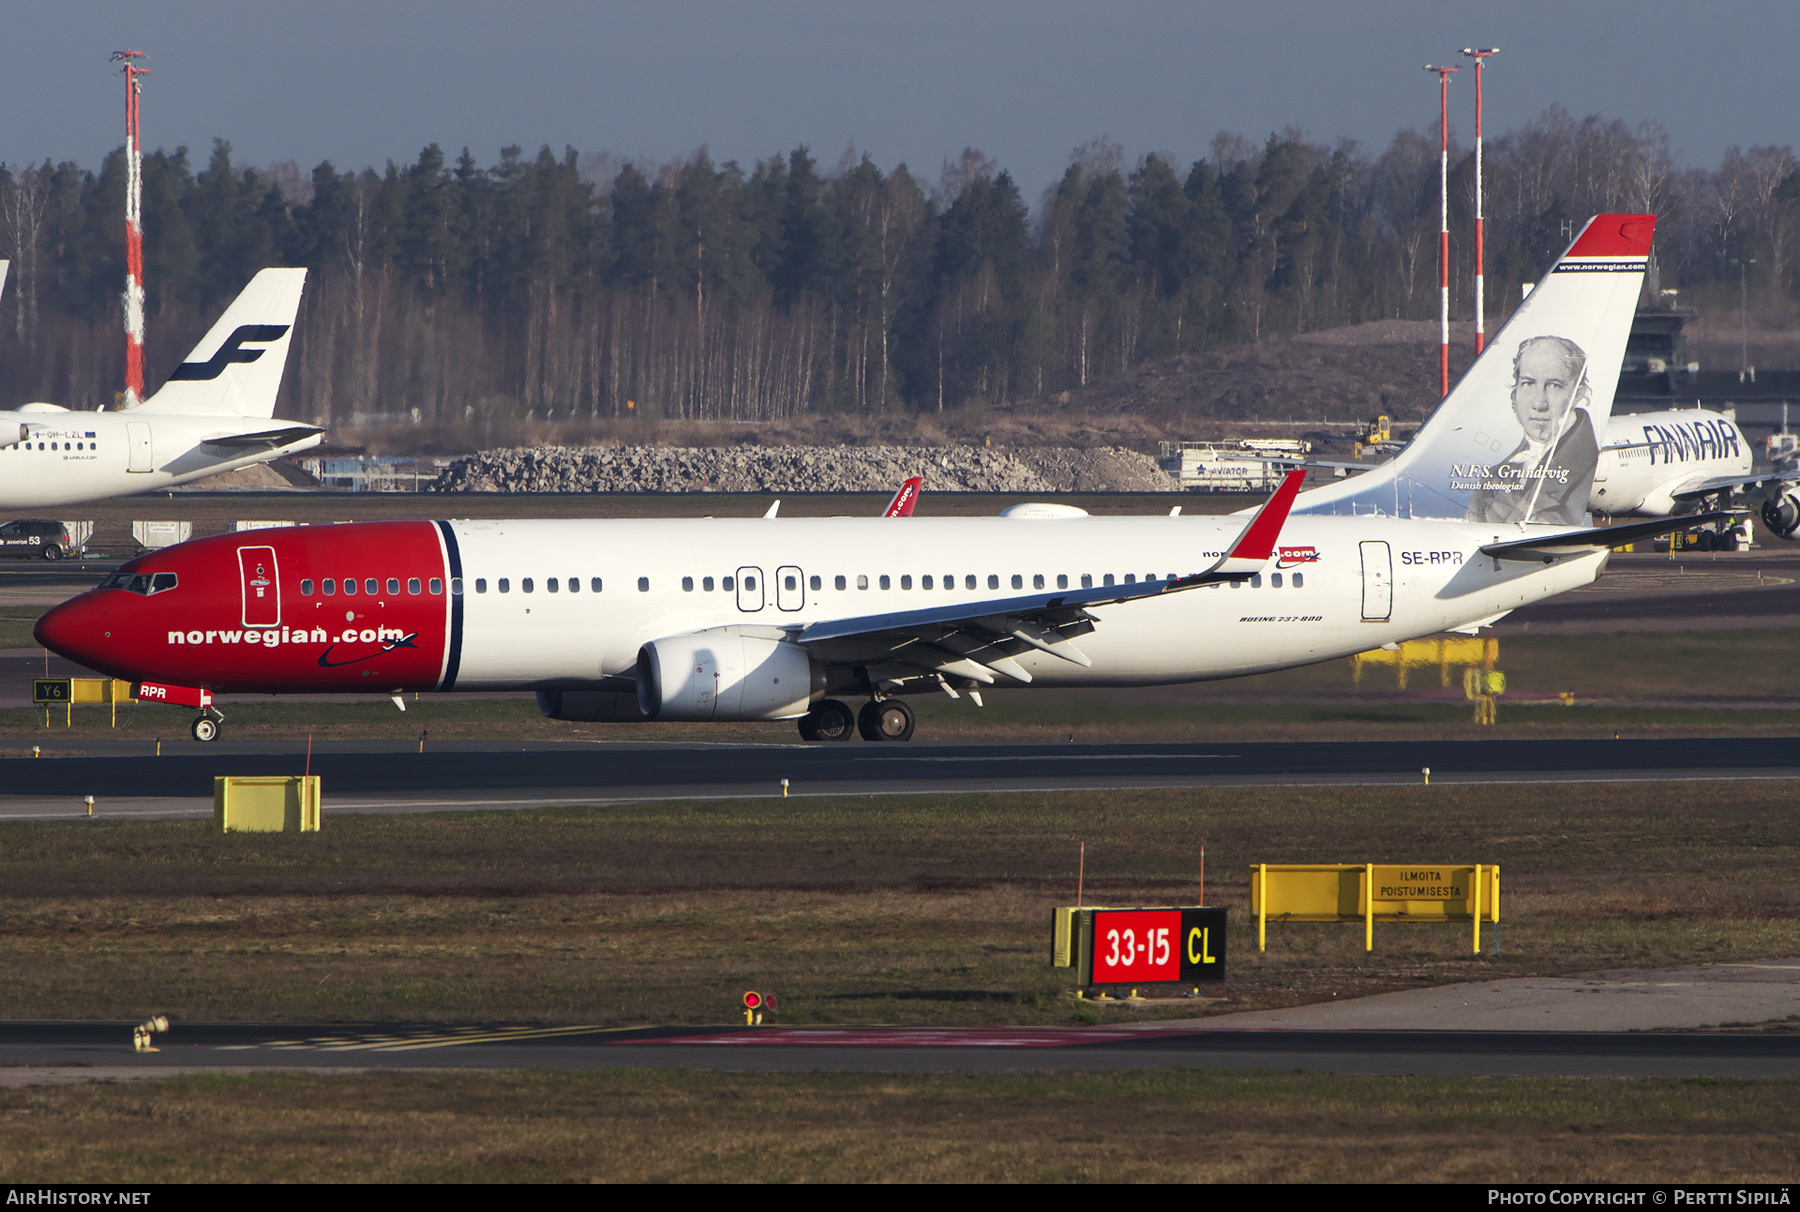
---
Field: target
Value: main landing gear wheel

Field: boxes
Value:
[858,698,915,742]
[797,698,855,743]
[190,716,219,743]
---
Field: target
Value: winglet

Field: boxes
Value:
[1207,469,1307,576]
[883,476,923,517]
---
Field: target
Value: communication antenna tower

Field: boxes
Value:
[1462,48,1498,354]
[1425,64,1458,397]
[111,50,149,408]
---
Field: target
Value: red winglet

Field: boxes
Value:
[1567,214,1656,258]
[882,476,923,517]
[1227,468,1308,562]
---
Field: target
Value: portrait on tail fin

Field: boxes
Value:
[1463,335,1598,527]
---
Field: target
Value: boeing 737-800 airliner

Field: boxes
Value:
[0,268,319,509]
[37,215,1713,743]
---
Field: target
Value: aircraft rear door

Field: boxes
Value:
[776,565,804,611]
[1359,541,1392,621]
[736,566,764,612]
[126,422,153,473]
[238,545,281,627]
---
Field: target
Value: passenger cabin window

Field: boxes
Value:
[705,577,716,592]
[591,578,603,592]
[637,577,650,592]
[878,575,889,590]
[445,578,457,595]
[366,579,379,595]
[1012,575,1023,589]
[300,579,314,595]
[1250,574,1262,588]
[343,579,357,595]
[900,575,912,590]
[1032,575,1043,589]
[1271,573,1283,588]
[834,575,847,591]
[856,575,868,590]
[987,575,999,589]
[1056,575,1067,589]
[547,578,559,593]
[1293,573,1305,588]
[1103,574,1114,587]
[408,577,422,594]
[567,577,579,593]
[475,579,487,593]
[785,574,798,591]
[808,575,820,591]
[964,575,976,590]
[386,578,400,595]
[498,579,510,593]
[323,579,336,595]
[682,577,694,592]
[522,578,534,593]
[722,576,734,591]
[1124,574,1136,584]
[1080,574,1092,589]
[922,575,934,590]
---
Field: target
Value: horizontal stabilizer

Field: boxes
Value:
[200,424,324,449]
[1480,512,1736,561]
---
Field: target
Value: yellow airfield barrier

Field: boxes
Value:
[1350,635,1497,690]
[214,776,321,833]
[1251,863,1500,953]
[33,678,137,727]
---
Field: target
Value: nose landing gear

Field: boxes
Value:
[190,709,224,742]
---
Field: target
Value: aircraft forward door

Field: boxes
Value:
[126,422,153,473]
[736,566,764,612]
[776,565,804,611]
[238,545,281,627]
[1359,541,1393,621]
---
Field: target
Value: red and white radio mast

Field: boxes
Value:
[1424,64,1457,398]
[1462,48,1498,354]
[111,50,149,408]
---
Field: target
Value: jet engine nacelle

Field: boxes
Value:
[1763,491,1800,539]
[636,631,823,721]
[535,689,641,722]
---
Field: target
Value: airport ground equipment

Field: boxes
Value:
[214,775,320,832]
[1053,906,1226,995]
[1251,863,1499,953]
[132,520,191,550]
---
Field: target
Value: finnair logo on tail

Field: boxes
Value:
[168,324,291,381]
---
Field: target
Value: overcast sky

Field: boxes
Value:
[4,1,1793,198]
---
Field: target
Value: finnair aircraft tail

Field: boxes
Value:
[135,268,306,418]
[1295,214,1654,525]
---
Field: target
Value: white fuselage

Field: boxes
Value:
[1593,409,1751,515]
[438,514,1604,691]
[0,407,321,509]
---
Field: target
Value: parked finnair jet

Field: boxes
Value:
[1592,409,1754,520]
[37,215,1717,743]
[0,268,320,509]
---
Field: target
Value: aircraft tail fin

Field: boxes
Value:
[135,268,306,418]
[1294,214,1654,525]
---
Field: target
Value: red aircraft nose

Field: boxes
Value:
[34,594,103,666]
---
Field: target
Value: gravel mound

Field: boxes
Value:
[427,445,1174,494]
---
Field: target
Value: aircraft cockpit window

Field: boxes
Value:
[150,573,177,593]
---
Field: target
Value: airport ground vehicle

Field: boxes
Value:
[0,519,78,560]
[37,215,1712,743]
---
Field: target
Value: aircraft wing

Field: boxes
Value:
[795,470,1306,684]
[1669,473,1770,502]
[882,476,923,517]
[1479,511,1737,562]
[199,424,326,450]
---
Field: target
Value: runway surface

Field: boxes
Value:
[4,1020,1797,1079]
[2,735,1799,820]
